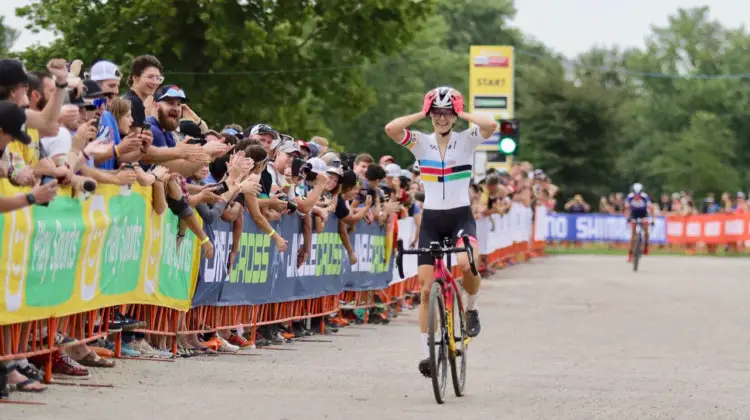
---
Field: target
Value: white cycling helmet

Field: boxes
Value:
[431,86,454,109]
[632,183,643,194]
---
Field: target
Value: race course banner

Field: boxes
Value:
[192,216,394,307]
[545,212,668,244]
[0,182,201,324]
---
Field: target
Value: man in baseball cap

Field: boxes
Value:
[89,60,121,97]
[380,155,396,166]
[246,123,280,152]
[0,59,29,88]
[0,100,32,148]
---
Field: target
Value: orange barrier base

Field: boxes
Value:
[0,244,546,366]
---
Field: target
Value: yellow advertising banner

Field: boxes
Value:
[0,181,201,324]
[469,45,515,158]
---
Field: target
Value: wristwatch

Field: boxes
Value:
[26,193,36,205]
[55,80,68,89]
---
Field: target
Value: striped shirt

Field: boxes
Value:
[398,127,486,210]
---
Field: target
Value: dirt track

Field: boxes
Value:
[5,255,750,419]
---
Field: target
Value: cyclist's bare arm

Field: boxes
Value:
[384,112,425,143]
[457,112,498,139]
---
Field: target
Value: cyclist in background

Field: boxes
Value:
[625,182,652,262]
[384,87,497,377]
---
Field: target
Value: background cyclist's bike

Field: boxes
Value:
[396,235,478,404]
[631,218,652,272]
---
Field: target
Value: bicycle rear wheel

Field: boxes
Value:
[633,229,642,272]
[428,280,448,404]
[449,286,467,397]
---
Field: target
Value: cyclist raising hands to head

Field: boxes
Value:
[384,87,497,377]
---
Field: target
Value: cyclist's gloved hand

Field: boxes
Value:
[422,90,436,116]
[450,89,464,114]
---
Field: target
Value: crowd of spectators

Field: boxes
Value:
[564,191,750,216]
[0,55,544,397]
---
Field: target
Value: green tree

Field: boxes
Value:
[325,0,523,164]
[648,111,739,197]
[519,68,623,205]
[0,17,19,54]
[16,0,437,143]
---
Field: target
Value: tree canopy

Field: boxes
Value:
[5,2,749,202]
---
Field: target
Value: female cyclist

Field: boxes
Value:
[384,87,497,376]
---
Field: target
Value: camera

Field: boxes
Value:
[339,152,356,172]
[298,162,317,183]
[277,194,298,213]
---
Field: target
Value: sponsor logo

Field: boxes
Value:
[473,55,509,68]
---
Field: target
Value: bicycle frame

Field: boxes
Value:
[395,235,478,403]
[432,256,470,356]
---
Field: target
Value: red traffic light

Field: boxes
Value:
[500,121,515,134]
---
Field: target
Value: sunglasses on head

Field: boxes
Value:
[430,108,454,117]
[253,124,277,136]
[330,160,342,168]
[157,87,186,101]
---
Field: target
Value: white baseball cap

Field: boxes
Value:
[306,157,327,174]
[90,60,121,81]
[385,163,402,178]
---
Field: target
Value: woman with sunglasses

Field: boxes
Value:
[384,87,497,378]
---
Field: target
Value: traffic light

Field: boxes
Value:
[498,118,519,156]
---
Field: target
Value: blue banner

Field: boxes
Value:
[192,214,394,307]
[545,213,668,244]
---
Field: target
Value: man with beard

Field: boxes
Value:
[0,59,68,185]
[27,72,78,184]
[143,85,225,176]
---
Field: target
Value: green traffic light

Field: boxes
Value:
[499,137,517,154]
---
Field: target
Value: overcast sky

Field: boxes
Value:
[2,0,748,58]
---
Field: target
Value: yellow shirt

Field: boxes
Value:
[7,128,40,166]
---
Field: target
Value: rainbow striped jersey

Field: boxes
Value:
[398,127,487,210]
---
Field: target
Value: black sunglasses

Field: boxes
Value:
[430,108,454,117]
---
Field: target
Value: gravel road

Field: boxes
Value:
[5,255,750,419]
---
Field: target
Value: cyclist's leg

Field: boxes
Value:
[417,260,435,377]
[416,210,442,376]
[454,207,481,337]
[642,219,650,254]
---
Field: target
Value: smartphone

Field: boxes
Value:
[209,181,229,195]
[142,122,151,131]
[291,157,305,177]
[37,175,56,207]
[186,137,206,146]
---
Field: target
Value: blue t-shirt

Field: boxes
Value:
[147,116,176,149]
[94,111,121,170]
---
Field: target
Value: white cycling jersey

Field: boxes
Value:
[399,127,488,210]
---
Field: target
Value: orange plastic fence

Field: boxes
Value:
[0,242,545,375]
[666,213,750,245]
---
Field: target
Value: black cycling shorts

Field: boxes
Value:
[628,209,648,222]
[417,206,477,267]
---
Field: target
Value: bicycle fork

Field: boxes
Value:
[444,286,457,358]
[444,286,472,358]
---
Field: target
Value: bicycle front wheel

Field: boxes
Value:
[633,229,642,272]
[449,285,467,397]
[428,280,448,404]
